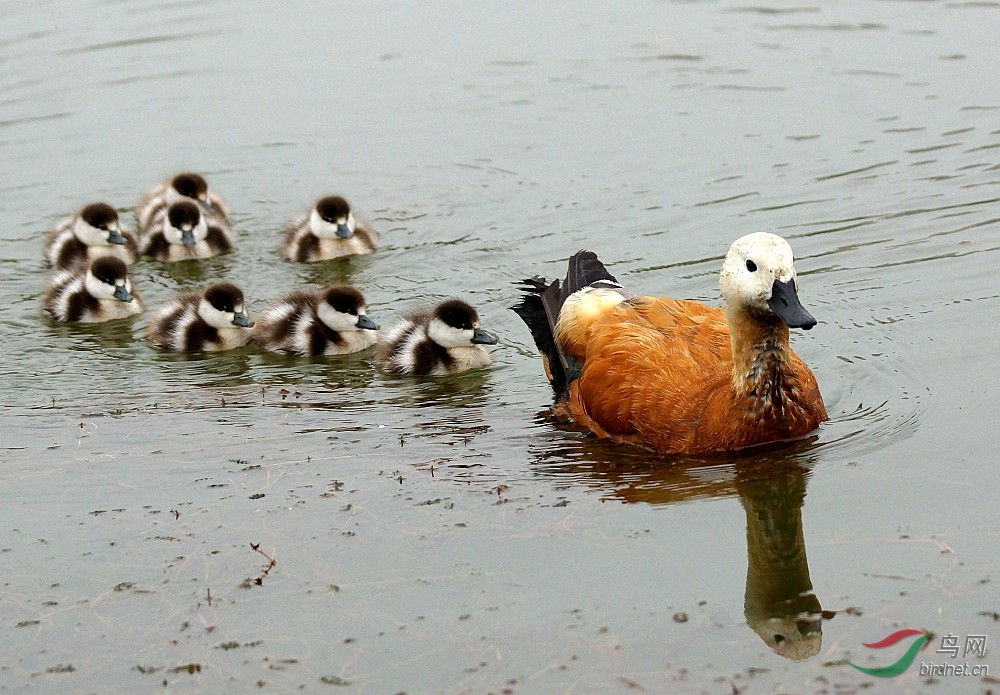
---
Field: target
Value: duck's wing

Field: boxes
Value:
[566,296,736,454]
[628,296,732,359]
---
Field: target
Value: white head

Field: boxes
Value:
[719,232,815,329]
[162,201,208,247]
[309,196,356,239]
[316,285,379,333]
[197,283,252,329]
[426,300,499,348]
[73,202,126,247]
[85,257,134,303]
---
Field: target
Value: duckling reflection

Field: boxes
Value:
[291,255,371,288]
[529,433,827,660]
[151,349,256,384]
[380,368,495,409]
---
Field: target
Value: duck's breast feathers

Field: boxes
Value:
[781,350,828,421]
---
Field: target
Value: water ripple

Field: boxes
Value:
[57,32,217,55]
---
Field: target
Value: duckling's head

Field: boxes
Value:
[428,300,498,348]
[199,283,252,329]
[720,232,816,330]
[164,201,208,247]
[85,256,133,303]
[310,196,356,239]
[75,202,126,246]
[169,172,212,210]
[317,285,378,332]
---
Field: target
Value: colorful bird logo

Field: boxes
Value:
[848,628,935,677]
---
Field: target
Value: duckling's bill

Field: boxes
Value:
[472,327,499,345]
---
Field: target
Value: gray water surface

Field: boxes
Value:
[1,2,998,693]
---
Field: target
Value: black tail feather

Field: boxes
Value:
[511,277,570,401]
[512,250,613,401]
[565,250,618,296]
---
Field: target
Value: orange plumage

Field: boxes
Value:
[513,233,827,456]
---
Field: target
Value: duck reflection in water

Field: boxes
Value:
[736,460,823,660]
[531,432,829,660]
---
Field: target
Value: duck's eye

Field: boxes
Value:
[745,259,757,272]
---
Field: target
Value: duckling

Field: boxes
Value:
[512,233,827,455]
[253,285,379,356]
[281,195,377,262]
[44,202,138,270]
[146,282,253,352]
[375,299,498,376]
[136,171,230,232]
[42,256,143,323]
[138,200,234,262]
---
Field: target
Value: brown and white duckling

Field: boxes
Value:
[138,200,233,262]
[375,299,498,376]
[146,282,253,352]
[252,285,379,356]
[280,195,377,262]
[42,256,143,323]
[136,171,230,232]
[43,202,138,270]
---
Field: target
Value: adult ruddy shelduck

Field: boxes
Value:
[512,232,827,455]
